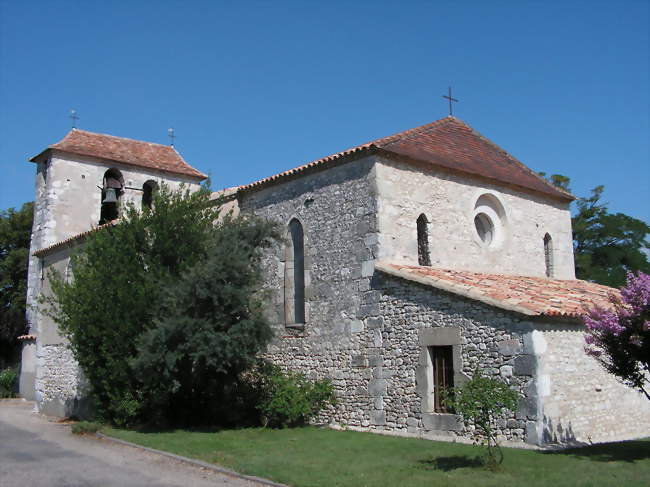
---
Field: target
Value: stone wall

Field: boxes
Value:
[34,343,86,417]
[535,325,650,444]
[375,156,575,279]
[239,155,381,427]
[369,272,537,442]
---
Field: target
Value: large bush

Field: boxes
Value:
[47,185,280,426]
[132,215,281,426]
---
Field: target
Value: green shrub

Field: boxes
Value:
[443,369,518,470]
[0,367,18,398]
[250,362,336,428]
[71,421,103,435]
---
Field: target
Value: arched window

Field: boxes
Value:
[142,180,158,209]
[417,213,431,266]
[285,219,305,325]
[99,168,123,224]
[544,233,553,277]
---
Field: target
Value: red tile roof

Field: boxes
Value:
[33,221,118,257]
[30,129,207,180]
[238,117,573,201]
[376,262,618,319]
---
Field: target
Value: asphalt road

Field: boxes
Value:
[0,400,260,487]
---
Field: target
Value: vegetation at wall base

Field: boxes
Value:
[103,426,650,487]
[71,421,103,435]
[0,367,18,398]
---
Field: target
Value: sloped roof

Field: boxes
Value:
[33,221,118,257]
[376,262,617,319]
[238,117,573,201]
[30,129,207,180]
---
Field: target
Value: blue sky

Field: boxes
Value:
[1,1,648,221]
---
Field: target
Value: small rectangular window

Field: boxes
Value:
[429,345,454,413]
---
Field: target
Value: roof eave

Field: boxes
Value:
[30,147,207,181]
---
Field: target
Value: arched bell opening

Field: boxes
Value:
[99,168,124,224]
[142,180,158,209]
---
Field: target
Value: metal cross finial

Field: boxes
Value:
[168,127,175,147]
[70,109,79,129]
[442,87,458,116]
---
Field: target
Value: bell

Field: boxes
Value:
[102,188,118,204]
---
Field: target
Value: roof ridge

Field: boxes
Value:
[451,120,575,200]
[370,116,454,147]
[57,129,172,150]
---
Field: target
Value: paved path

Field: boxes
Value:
[0,400,259,487]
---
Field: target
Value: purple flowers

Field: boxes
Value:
[583,272,650,400]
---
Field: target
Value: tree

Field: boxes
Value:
[47,185,219,425]
[132,214,281,426]
[539,173,649,287]
[0,202,33,366]
[584,272,650,400]
[443,371,518,469]
[573,186,649,287]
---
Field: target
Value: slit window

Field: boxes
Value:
[417,214,431,266]
[544,233,553,277]
[285,219,305,325]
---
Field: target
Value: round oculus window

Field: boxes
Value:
[474,213,494,245]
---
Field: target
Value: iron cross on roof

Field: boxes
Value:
[442,87,458,116]
[69,109,79,129]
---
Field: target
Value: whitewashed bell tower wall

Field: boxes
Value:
[374,156,575,279]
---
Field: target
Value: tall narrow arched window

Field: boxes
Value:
[285,219,305,325]
[99,168,123,224]
[142,180,158,209]
[417,214,431,266]
[544,233,553,277]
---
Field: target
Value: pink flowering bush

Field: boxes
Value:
[584,272,650,400]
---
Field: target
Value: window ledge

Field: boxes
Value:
[285,323,305,330]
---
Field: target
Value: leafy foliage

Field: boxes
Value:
[245,361,336,428]
[0,367,18,398]
[443,370,518,469]
[47,185,220,425]
[573,186,649,287]
[0,202,33,365]
[584,272,650,400]
[132,214,281,426]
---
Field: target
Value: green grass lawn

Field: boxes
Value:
[104,426,650,487]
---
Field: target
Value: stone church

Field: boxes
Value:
[20,116,650,446]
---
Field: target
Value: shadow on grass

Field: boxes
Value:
[419,455,484,471]
[545,439,650,463]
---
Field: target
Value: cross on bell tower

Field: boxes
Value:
[69,109,79,129]
[442,87,458,116]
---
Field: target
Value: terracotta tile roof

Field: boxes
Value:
[376,262,618,319]
[238,117,573,201]
[33,221,118,257]
[30,129,207,180]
